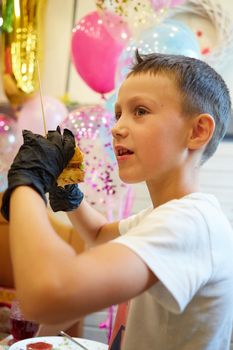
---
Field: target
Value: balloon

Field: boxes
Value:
[1,0,14,33]
[0,101,17,120]
[104,93,117,115]
[0,170,8,192]
[98,9,132,46]
[150,0,186,11]
[102,94,117,161]
[96,0,164,35]
[1,0,47,107]
[170,0,186,6]
[115,19,201,88]
[71,11,130,95]
[0,109,19,172]
[61,104,133,218]
[17,95,68,138]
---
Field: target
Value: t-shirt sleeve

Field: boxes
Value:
[112,203,213,314]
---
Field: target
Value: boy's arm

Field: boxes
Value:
[67,200,120,247]
[48,182,119,246]
[10,186,157,325]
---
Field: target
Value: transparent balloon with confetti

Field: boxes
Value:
[61,104,134,220]
[0,110,19,192]
[95,0,171,36]
[0,117,19,193]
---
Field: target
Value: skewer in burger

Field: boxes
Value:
[57,145,85,187]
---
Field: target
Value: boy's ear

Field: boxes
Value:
[188,114,215,150]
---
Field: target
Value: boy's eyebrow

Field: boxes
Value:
[115,96,160,109]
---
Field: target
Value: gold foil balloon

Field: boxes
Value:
[1,0,47,107]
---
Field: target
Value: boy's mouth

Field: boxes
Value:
[115,145,134,157]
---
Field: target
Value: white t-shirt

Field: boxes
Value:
[112,192,233,350]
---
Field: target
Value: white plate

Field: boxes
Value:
[9,336,108,350]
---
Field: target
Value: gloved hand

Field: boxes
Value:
[49,184,84,212]
[1,126,75,221]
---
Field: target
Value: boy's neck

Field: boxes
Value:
[146,166,200,208]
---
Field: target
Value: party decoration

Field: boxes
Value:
[61,104,133,218]
[99,305,115,343]
[0,170,8,192]
[104,92,117,116]
[96,0,170,35]
[17,95,68,138]
[151,0,186,11]
[0,18,2,35]
[59,93,81,111]
[168,0,233,69]
[1,0,14,33]
[170,0,186,6]
[119,185,135,220]
[71,11,130,95]
[2,0,47,107]
[0,101,17,120]
[0,108,19,176]
[100,97,116,162]
[98,9,132,46]
[115,19,201,88]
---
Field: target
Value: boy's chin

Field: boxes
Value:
[118,172,142,184]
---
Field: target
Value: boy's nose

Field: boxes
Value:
[111,122,129,139]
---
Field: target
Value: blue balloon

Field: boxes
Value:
[0,171,8,192]
[115,19,201,88]
[104,93,117,115]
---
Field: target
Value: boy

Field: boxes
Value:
[1,51,233,350]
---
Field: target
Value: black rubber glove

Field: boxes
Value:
[49,184,84,212]
[1,127,75,221]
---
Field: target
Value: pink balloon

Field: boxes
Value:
[171,0,186,6]
[150,0,186,11]
[17,95,68,141]
[71,11,130,94]
[100,10,131,46]
[0,112,19,172]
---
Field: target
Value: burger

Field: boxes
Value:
[57,145,85,187]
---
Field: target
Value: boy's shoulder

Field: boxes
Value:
[119,192,231,239]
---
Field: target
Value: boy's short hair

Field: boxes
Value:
[128,50,232,164]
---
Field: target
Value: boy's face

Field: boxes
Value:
[112,72,192,185]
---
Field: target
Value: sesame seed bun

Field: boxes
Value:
[57,146,85,187]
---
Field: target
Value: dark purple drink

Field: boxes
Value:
[10,317,39,341]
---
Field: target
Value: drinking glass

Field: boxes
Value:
[9,300,39,344]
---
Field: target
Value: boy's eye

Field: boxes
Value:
[135,107,148,116]
[115,112,121,120]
